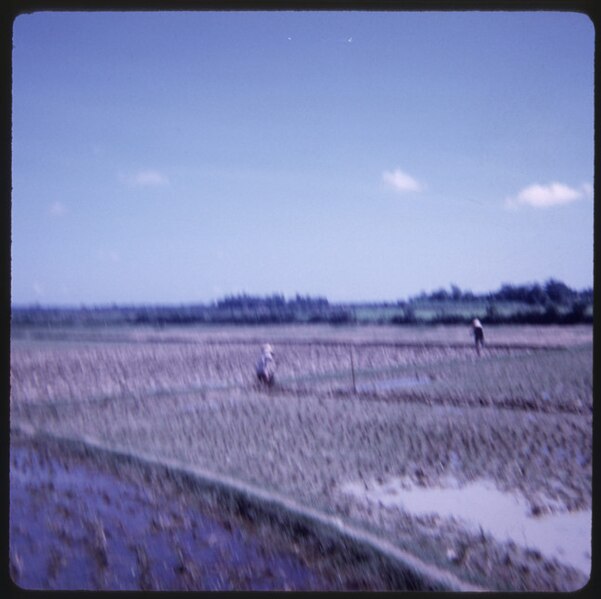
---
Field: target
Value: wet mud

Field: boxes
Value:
[9,438,382,591]
[10,324,593,592]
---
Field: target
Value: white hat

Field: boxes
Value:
[262,343,274,354]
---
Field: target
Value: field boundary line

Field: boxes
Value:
[11,330,571,351]
[11,423,487,592]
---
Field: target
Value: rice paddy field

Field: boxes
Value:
[9,323,593,591]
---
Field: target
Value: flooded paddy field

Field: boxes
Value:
[10,435,389,591]
[10,324,593,591]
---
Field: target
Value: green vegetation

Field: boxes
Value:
[11,279,592,327]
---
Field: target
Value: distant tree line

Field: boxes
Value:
[216,293,329,310]
[11,280,592,327]
[393,279,593,325]
[409,279,592,307]
[11,294,355,327]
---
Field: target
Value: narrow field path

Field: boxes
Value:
[10,427,484,592]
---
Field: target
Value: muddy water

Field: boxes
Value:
[341,476,591,577]
[9,442,343,591]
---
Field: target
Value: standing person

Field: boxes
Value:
[256,343,276,386]
[472,318,484,355]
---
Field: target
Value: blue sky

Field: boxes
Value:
[11,11,594,305]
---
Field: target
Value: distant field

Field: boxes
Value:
[352,300,539,322]
[10,321,593,347]
[10,324,593,592]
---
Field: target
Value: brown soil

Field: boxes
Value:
[10,324,593,592]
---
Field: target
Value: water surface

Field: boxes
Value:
[341,476,591,576]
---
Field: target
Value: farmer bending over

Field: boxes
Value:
[472,318,484,355]
[256,343,276,386]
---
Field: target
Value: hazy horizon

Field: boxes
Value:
[10,277,593,310]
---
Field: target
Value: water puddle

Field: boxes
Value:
[9,444,340,590]
[341,476,591,575]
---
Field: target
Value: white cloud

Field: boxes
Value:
[505,182,591,209]
[122,169,169,187]
[382,168,423,194]
[49,201,66,216]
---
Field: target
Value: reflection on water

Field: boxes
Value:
[341,476,591,576]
